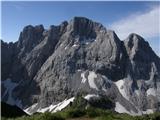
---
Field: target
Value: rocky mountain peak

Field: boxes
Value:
[34,24,44,32]
[124,33,157,62]
[17,24,45,56]
[60,21,68,29]
[125,33,149,50]
[67,17,105,39]
[1,17,160,115]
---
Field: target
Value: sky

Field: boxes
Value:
[1,1,160,56]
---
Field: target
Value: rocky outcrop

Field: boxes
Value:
[1,17,160,115]
[17,25,44,55]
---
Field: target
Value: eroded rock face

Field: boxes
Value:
[17,25,44,55]
[124,33,160,80]
[1,17,160,115]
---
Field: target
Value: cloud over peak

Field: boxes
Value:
[110,6,160,40]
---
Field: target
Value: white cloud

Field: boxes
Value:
[110,6,160,40]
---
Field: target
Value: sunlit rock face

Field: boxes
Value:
[1,17,160,115]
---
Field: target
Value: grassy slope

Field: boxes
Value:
[1,107,160,120]
[2,96,160,120]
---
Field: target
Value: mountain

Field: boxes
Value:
[1,102,28,118]
[1,17,160,115]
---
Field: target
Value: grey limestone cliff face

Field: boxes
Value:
[1,41,15,80]
[1,17,160,115]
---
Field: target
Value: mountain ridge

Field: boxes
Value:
[1,17,160,115]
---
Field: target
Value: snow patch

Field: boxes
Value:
[114,79,129,101]
[102,87,107,92]
[88,71,98,90]
[77,69,82,72]
[53,97,75,112]
[85,42,89,45]
[24,103,38,115]
[72,44,79,47]
[23,109,32,115]
[81,72,87,83]
[25,97,75,114]
[100,30,105,33]
[115,102,155,116]
[115,102,130,114]
[80,37,95,44]
[84,94,99,100]
[147,88,156,96]
[135,90,140,96]
[37,106,50,113]
[36,104,54,113]
[60,44,63,47]
[142,109,154,114]
[65,46,68,50]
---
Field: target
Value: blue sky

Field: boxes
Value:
[1,1,160,56]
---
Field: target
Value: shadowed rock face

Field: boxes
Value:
[1,102,28,118]
[124,33,160,80]
[1,17,160,115]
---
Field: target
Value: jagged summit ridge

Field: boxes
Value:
[68,17,105,37]
[1,17,160,115]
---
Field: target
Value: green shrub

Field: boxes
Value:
[65,108,86,118]
[70,95,87,109]
[86,107,101,117]
[37,112,64,120]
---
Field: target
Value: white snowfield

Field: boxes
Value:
[24,103,38,115]
[146,88,156,97]
[142,109,154,114]
[134,90,140,96]
[114,79,129,101]
[88,71,99,90]
[81,72,87,83]
[24,97,75,115]
[77,69,82,72]
[115,102,155,116]
[114,78,158,115]
[115,102,139,116]
[84,94,99,100]
[72,44,79,47]
[64,46,68,50]
[52,97,75,112]
[115,102,131,114]
[80,71,99,90]
[2,78,22,108]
